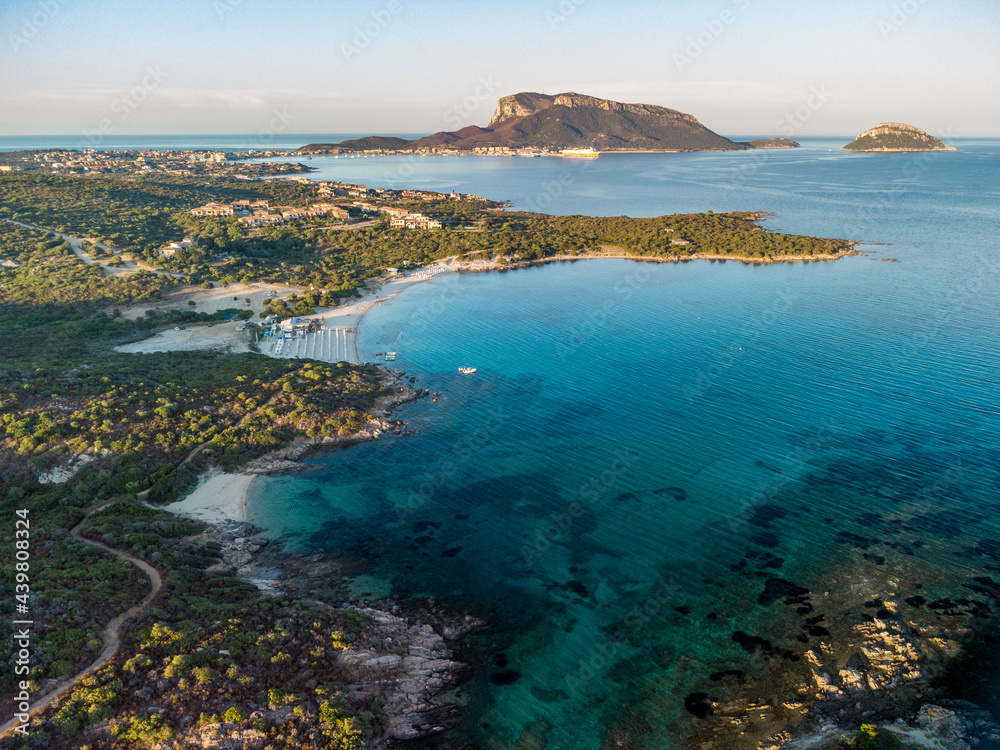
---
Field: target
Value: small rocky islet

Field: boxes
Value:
[842,123,954,152]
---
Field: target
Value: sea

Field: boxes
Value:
[241,137,1000,747]
[16,133,999,746]
[240,137,1000,748]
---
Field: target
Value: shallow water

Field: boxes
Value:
[248,139,1000,747]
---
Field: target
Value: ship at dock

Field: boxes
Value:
[560,148,600,158]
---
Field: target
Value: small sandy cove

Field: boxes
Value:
[164,469,254,524]
[114,260,457,364]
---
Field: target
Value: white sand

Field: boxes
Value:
[114,322,251,354]
[261,260,455,365]
[165,471,254,524]
[112,260,458,364]
[114,281,304,321]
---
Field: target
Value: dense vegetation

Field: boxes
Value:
[0,200,401,747]
[842,125,948,151]
[0,168,854,747]
[1,480,396,748]
[0,173,852,295]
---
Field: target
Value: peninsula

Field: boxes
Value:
[299,91,799,155]
[842,123,955,152]
[0,163,852,748]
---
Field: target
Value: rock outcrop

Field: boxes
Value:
[201,520,481,746]
[240,368,421,475]
[487,91,702,128]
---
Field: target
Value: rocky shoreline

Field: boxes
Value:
[200,520,482,746]
[676,553,1000,749]
[450,246,860,275]
[179,367,479,746]
[240,368,425,476]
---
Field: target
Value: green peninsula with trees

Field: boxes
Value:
[0,162,855,748]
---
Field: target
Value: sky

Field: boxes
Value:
[1,0,998,138]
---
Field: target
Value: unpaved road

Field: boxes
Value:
[2,218,182,278]
[0,503,162,739]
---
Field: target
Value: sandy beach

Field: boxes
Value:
[260,260,455,365]
[164,470,254,524]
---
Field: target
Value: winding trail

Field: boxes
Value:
[0,502,162,738]
[1,218,183,278]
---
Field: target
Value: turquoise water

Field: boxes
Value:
[248,139,1000,747]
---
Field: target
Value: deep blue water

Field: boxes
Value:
[247,139,1000,748]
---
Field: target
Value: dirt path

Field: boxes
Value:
[2,218,183,278]
[0,502,162,738]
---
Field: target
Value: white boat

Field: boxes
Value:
[458,367,477,374]
[560,148,599,158]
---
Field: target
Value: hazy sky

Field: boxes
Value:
[2,0,998,137]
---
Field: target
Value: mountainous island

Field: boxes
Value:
[299,92,800,154]
[842,123,954,152]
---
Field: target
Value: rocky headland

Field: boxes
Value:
[197,520,482,747]
[241,368,424,475]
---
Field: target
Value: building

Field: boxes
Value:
[160,237,195,257]
[311,203,349,219]
[390,212,443,230]
[191,202,234,217]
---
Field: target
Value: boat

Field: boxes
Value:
[384,352,397,360]
[458,367,477,374]
[375,352,384,356]
[560,148,599,158]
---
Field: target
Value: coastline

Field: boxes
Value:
[258,247,858,368]
[164,468,254,524]
[153,369,468,745]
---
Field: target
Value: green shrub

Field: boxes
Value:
[110,712,173,746]
[123,653,152,673]
[223,705,248,723]
[318,701,364,750]
[192,666,217,684]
